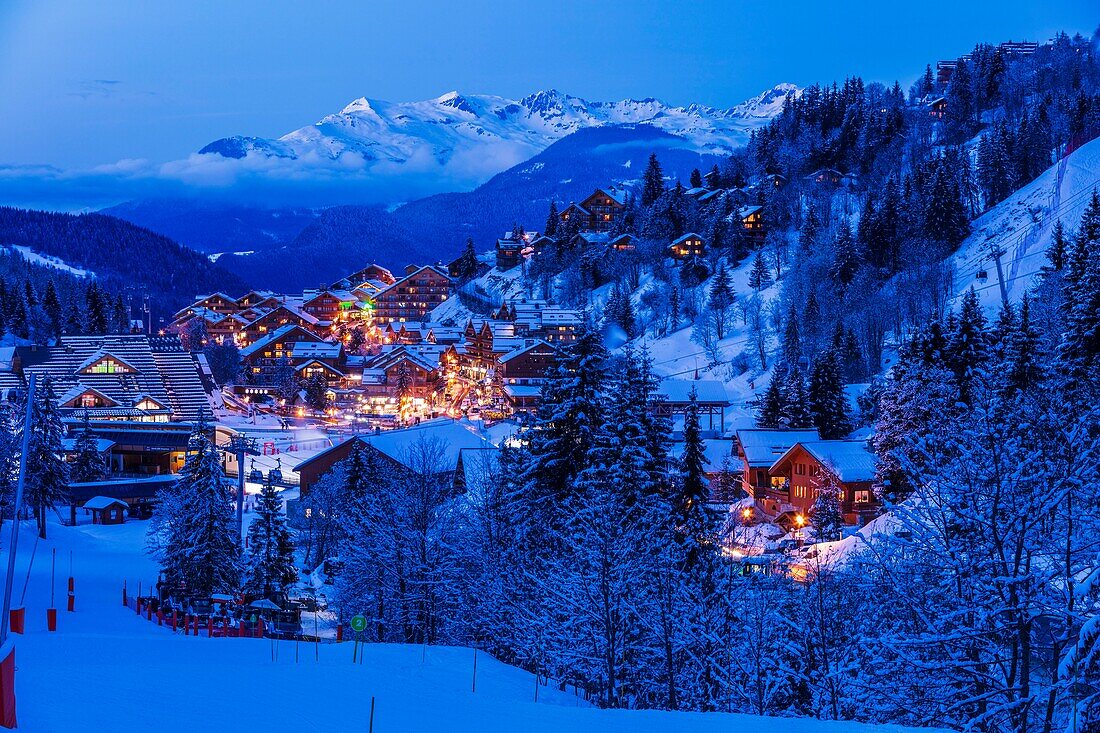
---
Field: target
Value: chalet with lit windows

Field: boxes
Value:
[739,205,765,243]
[240,304,321,345]
[528,235,556,256]
[300,289,363,327]
[180,293,239,318]
[805,168,844,187]
[764,173,788,189]
[925,96,947,119]
[609,233,636,251]
[496,236,524,270]
[0,335,213,422]
[239,324,336,387]
[768,440,879,525]
[560,188,627,233]
[333,264,396,291]
[498,298,583,345]
[669,232,707,260]
[370,265,453,325]
[235,291,280,310]
[734,429,821,516]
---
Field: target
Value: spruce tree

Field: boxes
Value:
[23,376,69,538]
[689,168,703,189]
[809,472,844,541]
[242,475,297,599]
[809,350,851,439]
[829,219,860,288]
[544,201,559,238]
[642,153,665,207]
[706,263,736,340]
[748,250,772,291]
[42,279,63,341]
[756,367,786,428]
[156,417,240,595]
[675,387,708,522]
[1047,220,1067,271]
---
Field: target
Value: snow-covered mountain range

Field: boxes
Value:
[198,85,797,191]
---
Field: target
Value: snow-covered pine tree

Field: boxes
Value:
[23,376,69,538]
[808,471,844,541]
[707,263,736,340]
[748,250,772,291]
[544,201,559,238]
[829,219,860,288]
[642,153,665,207]
[808,350,851,439]
[242,475,297,599]
[756,367,786,429]
[156,416,239,595]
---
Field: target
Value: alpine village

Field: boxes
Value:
[0,20,1098,733]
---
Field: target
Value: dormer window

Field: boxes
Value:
[77,351,138,376]
[87,357,131,374]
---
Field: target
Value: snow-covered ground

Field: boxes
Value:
[2,245,94,278]
[3,517,939,733]
[949,136,1100,311]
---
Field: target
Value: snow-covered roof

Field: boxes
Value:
[769,440,877,483]
[295,418,495,476]
[83,496,128,511]
[735,429,820,467]
[291,341,343,359]
[503,384,541,398]
[61,437,116,453]
[656,378,730,405]
[498,340,555,364]
[670,232,706,245]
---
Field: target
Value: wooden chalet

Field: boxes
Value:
[768,440,879,525]
[669,232,707,260]
[333,264,396,291]
[495,236,523,270]
[240,304,321,345]
[805,168,844,187]
[370,265,453,325]
[1,335,213,422]
[739,205,765,242]
[81,496,128,525]
[498,339,557,413]
[300,289,363,327]
[560,188,627,233]
[734,429,821,515]
[926,96,947,119]
[239,324,328,388]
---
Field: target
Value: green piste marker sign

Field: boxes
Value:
[350,615,367,633]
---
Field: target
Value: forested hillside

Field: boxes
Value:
[0,207,249,326]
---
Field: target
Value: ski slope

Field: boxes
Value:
[949,136,1100,310]
[4,516,942,732]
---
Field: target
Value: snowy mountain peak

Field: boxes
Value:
[199,85,799,192]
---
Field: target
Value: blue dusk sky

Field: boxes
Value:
[0,0,1095,207]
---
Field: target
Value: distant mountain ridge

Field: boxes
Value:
[198,84,797,192]
[216,124,725,291]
